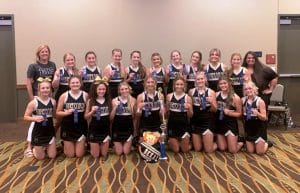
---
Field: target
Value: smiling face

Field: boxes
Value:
[64,54,75,68]
[209,51,220,64]
[38,81,51,97]
[119,83,130,97]
[246,53,256,67]
[86,53,96,67]
[151,55,162,67]
[191,52,201,65]
[145,77,156,92]
[218,79,229,92]
[174,78,185,93]
[112,51,122,64]
[69,76,81,91]
[231,54,242,69]
[131,52,141,66]
[171,51,181,64]
[38,47,50,62]
[195,72,206,88]
[96,83,107,97]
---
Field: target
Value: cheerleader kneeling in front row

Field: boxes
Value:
[110,81,136,155]
[242,81,269,155]
[166,77,193,153]
[24,78,57,160]
[84,77,111,159]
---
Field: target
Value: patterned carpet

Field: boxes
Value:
[0,133,299,193]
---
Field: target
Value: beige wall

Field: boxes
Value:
[279,0,300,14]
[0,0,285,84]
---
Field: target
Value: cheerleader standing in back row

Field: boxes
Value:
[103,48,125,99]
[84,77,111,159]
[56,76,88,158]
[215,75,243,153]
[229,53,249,98]
[110,81,136,155]
[166,77,193,153]
[205,48,228,92]
[125,51,147,98]
[242,81,269,155]
[148,53,167,93]
[52,53,80,101]
[165,50,185,94]
[186,51,202,91]
[188,72,217,153]
[81,51,102,93]
[24,79,56,160]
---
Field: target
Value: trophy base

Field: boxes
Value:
[160,157,168,160]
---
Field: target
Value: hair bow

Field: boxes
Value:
[94,75,108,85]
[37,77,52,83]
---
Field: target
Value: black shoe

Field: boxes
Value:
[267,140,273,148]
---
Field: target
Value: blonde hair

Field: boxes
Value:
[243,81,258,96]
[118,81,133,113]
[35,45,50,63]
[209,48,221,63]
[37,80,52,97]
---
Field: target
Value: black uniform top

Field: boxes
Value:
[109,64,122,84]
[242,96,266,141]
[61,91,88,140]
[206,63,225,92]
[127,66,143,84]
[191,88,211,111]
[231,67,245,98]
[90,99,110,119]
[186,65,198,91]
[190,88,214,132]
[167,93,189,137]
[140,91,162,132]
[55,67,72,100]
[216,92,236,121]
[33,97,54,122]
[242,96,261,120]
[167,64,182,94]
[31,97,55,146]
[82,66,101,93]
[151,67,165,85]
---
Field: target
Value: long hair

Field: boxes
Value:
[173,76,187,93]
[112,48,125,78]
[191,50,203,71]
[228,52,242,76]
[89,81,111,112]
[209,48,221,63]
[63,53,80,76]
[218,73,235,107]
[118,81,133,113]
[242,51,264,70]
[85,51,97,61]
[130,50,146,79]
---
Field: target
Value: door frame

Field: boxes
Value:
[0,14,17,122]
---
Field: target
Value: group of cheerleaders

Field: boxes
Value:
[24,45,275,161]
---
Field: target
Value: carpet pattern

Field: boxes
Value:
[0,133,299,193]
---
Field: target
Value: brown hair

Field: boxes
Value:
[218,73,235,106]
[85,51,97,60]
[130,50,146,79]
[191,50,203,71]
[89,81,111,112]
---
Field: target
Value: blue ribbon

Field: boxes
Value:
[73,109,78,124]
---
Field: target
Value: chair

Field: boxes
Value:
[268,84,293,129]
